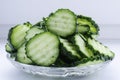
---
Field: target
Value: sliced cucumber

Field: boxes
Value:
[73,34,94,57]
[59,38,81,62]
[16,43,33,64]
[8,22,32,49]
[5,43,16,53]
[26,32,59,66]
[77,25,90,34]
[77,15,99,34]
[88,38,115,59]
[46,9,76,37]
[25,26,44,41]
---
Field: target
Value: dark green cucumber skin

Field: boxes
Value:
[46,9,77,37]
[26,32,60,66]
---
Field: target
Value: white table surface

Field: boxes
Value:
[0,38,120,80]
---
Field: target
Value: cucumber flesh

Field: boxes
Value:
[74,34,94,57]
[59,38,81,62]
[25,26,44,41]
[16,43,33,64]
[5,43,16,53]
[8,22,32,49]
[77,15,99,34]
[77,25,90,34]
[88,38,115,58]
[46,9,76,37]
[26,32,59,66]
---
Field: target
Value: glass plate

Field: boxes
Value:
[7,54,111,77]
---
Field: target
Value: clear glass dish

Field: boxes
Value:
[7,54,111,77]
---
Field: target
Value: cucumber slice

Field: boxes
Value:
[8,22,32,49]
[26,32,59,66]
[88,38,115,59]
[46,9,76,37]
[59,38,81,62]
[77,25,90,34]
[73,34,94,57]
[77,15,99,34]
[25,26,44,41]
[5,43,16,53]
[16,43,33,64]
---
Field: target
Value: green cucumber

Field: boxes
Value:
[73,34,94,57]
[25,26,44,41]
[16,43,33,64]
[8,22,32,49]
[5,43,16,53]
[77,15,99,34]
[26,32,59,66]
[46,9,76,37]
[59,38,81,62]
[88,38,115,59]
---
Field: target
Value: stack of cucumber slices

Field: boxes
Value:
[5,9,115,67]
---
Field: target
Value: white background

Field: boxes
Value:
[0,0,120,24]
